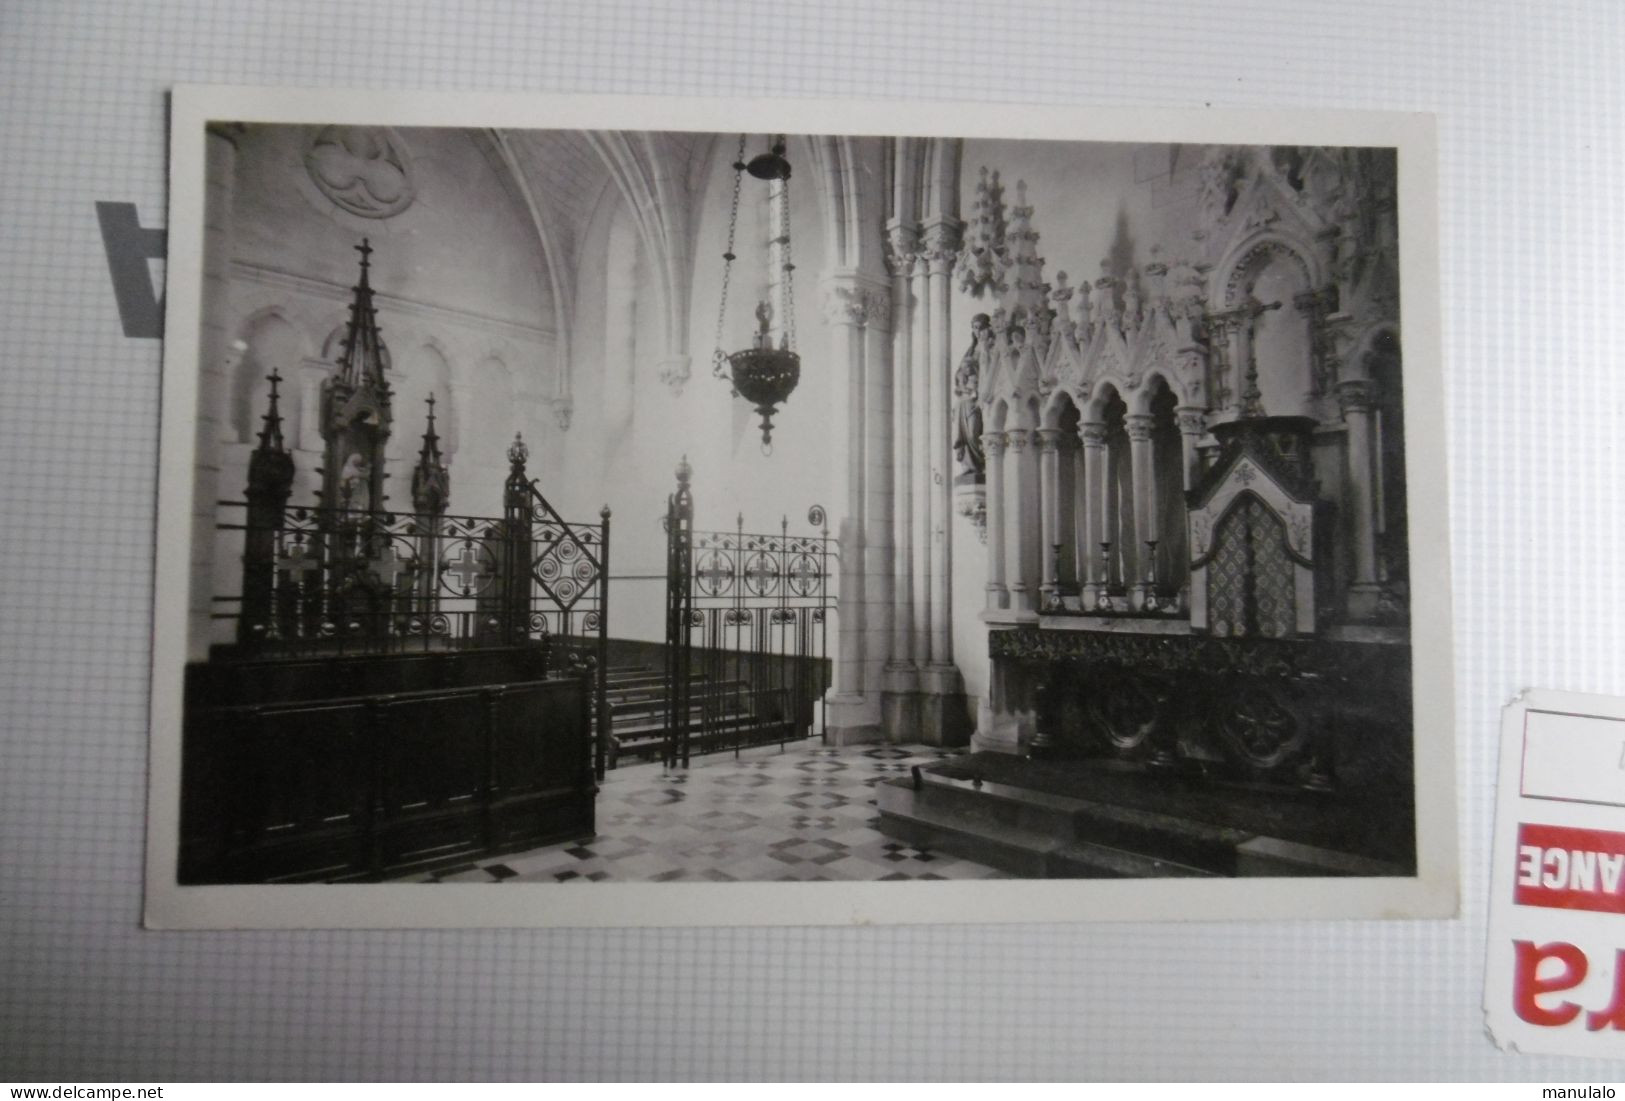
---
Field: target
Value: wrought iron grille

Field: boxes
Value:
[218,436,613,779]
[1208,494,1294,640]
[661,461,834,769]
[217,499,608,657]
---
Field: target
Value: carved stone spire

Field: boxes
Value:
[337,238,388,393]
[410,393,451,515]
[319,238,394,516]
[247,369,294,501]
[955,166,1009,297]
[254,368,287,453]
[240,369,295,646]
[1005,179,1048,324]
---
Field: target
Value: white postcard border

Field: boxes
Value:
[147,84,1457,928]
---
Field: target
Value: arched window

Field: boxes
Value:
[230,313,304,444]
[1223,241,1314,417]
[396,341,457,462]
[1051,395,1082,594]
[465,355,516,475]
[1148,380,1186,598]
[1100,388,1132,594]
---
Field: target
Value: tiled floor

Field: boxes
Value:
[410,742,1010,883]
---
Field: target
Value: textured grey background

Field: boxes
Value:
[2,0,1622,1081]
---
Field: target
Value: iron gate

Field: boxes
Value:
[662,458,834,769]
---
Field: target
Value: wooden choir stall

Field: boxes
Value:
[180,241,609,884]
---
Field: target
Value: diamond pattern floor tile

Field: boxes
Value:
[399,741,1007,883]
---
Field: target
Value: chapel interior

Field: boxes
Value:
[179,123,1414,885]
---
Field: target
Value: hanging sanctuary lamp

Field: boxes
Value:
[713,134,799,453]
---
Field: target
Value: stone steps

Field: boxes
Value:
[876,766,1408,879]
[875,779,1213,878]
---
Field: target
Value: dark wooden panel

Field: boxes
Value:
[178,672,595,884]
[487,680,594,851]
[185,646,549,710]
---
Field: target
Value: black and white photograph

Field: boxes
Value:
[147,88,1455,926]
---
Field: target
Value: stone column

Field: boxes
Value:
[1079,421,1107,604]
[923,219,958,663]
[1176,406,1206,490]
[883,228,919,737]
[1215,317,1243,412]
[982,431,1008,610]
[1338,377,1381,618]
[1005,428,1035,613]
[918,217,967,744]
[908,254,931,665]
[192,123,240,662]
[1126,413,1158,603]
[1037,427,1062,607]
[822,280,876,743]
[860,287,897,734]
[1071,443,1088,590]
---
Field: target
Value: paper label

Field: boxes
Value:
[1486,691,1625,1056]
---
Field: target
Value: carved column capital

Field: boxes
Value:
[1004,428,1031,453]
[550,399,574,432]
[820,279,891,330]
[821,283,869,327]
[886,247,918,282]
[657,355,691,395]
[1124,413,1155,442]
[1336,378,1374,415]
[1078,421,1108,448]
[921,217,964,276]
[922,248,957,277]
[1175,406,1206,436]
[982,431,1008,456]
[885,222,921,280]
[1036,427,1063,453]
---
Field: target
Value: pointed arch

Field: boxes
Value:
[1130,367,1191,415]
[584,131,695,388]
[230,309,309,444]
[1215,231,1320,309]
[480,129,575,413]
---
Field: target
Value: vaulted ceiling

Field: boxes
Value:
[489,128,722,397]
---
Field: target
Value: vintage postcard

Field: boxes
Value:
[146,85,1456,927]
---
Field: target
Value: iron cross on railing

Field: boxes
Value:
[366,540,419,590]
[743,551,778,593]
[277,541,321,585]
[696,554,734,592]
[786,554,822,595]
[441,541,490,594]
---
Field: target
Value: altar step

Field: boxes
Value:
[875,766,1408,879]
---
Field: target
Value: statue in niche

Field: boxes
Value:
[953,313,991,482]
[336,452,372,512]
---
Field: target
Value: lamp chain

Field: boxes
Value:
[713,133,747,380]
[780,169,796,350]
